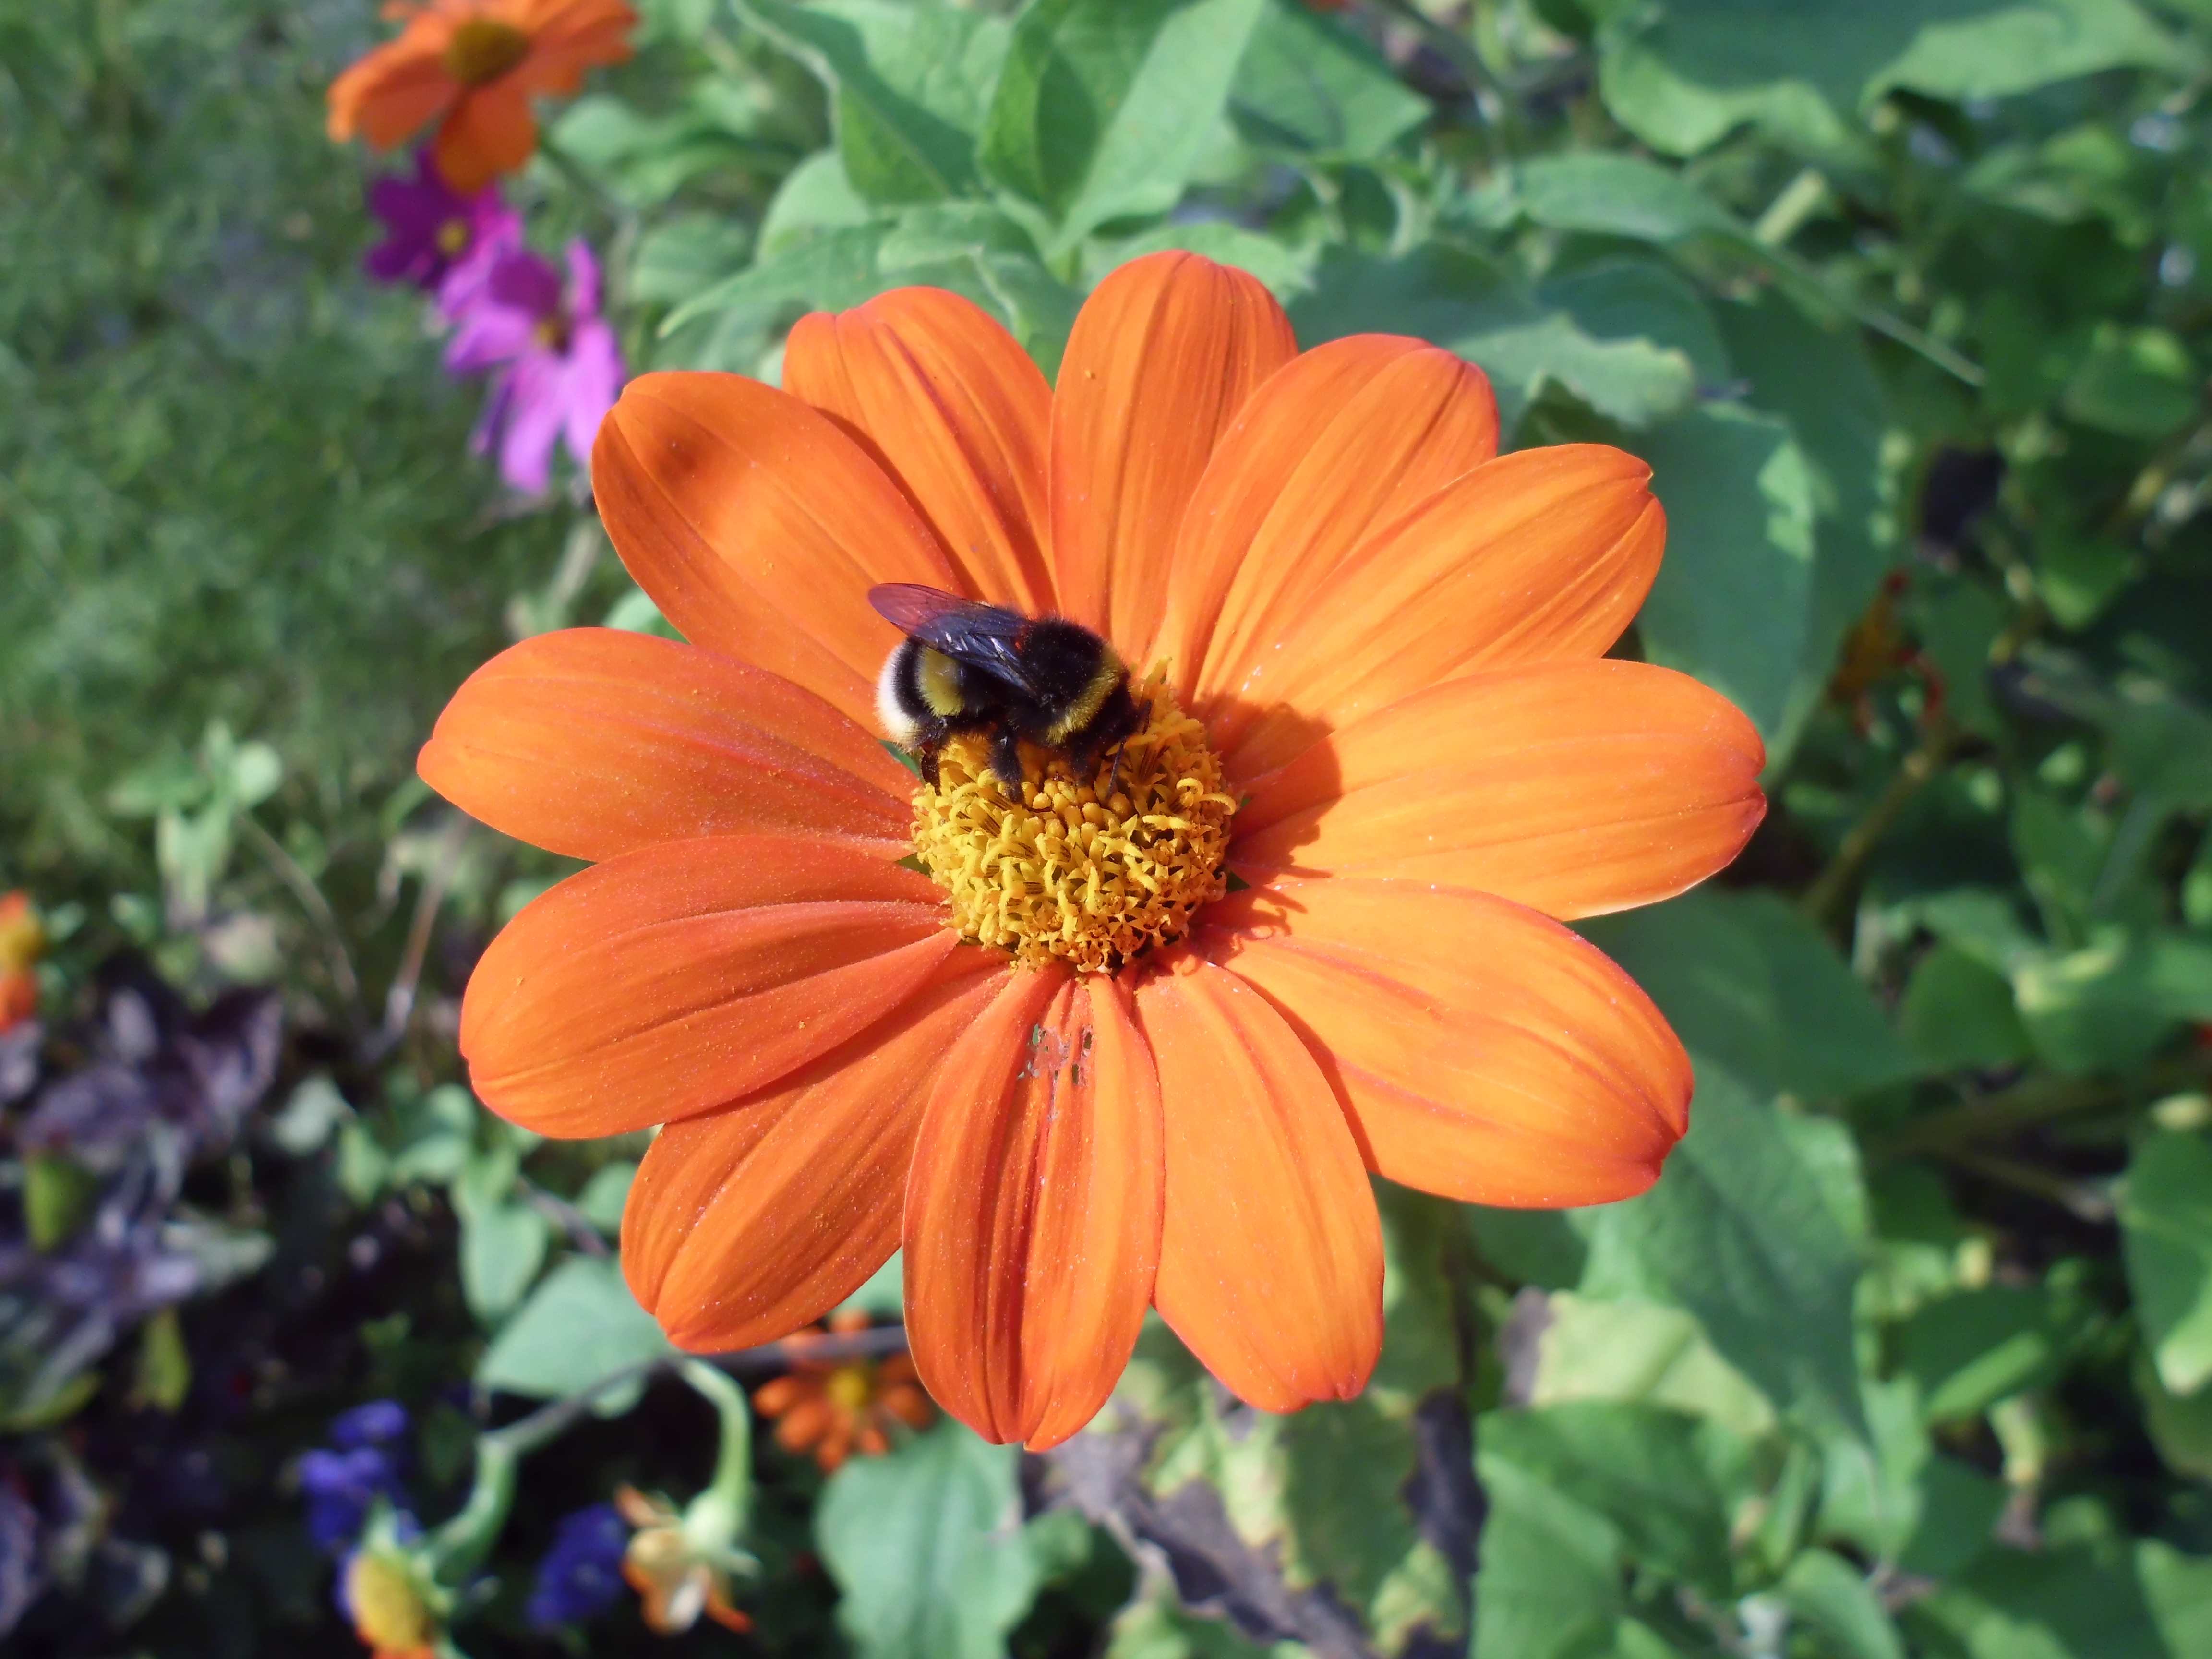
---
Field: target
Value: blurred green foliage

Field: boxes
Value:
[6,0,2212,1656]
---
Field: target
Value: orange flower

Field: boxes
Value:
[341,1548,437,1659]
[419,252,1766,1450]
[754,1313,934,1471]
[327,0,636,192]
[614,1486,753,1635]
[0,893,44,1034]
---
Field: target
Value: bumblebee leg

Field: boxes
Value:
[988,727,1024,790]
[907,714,952,788]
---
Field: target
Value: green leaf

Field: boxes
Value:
[1103,1591,1276,1659]
[2137,1347,2212,1483]
[1595,0,2183,158]
[271,1074,352,1156]
[1578,1070,1868,1435]
[24,1152,100,1250]
[2013,934,2199,1076]
[1631,404,1820,754]
[1893,1284,2090,1423]
[1712,293,1894,764]
[1916,1541,2170,1659]
[979,0,1268,252]
[1594,6,1859,158]
[477,1258,673,1400]
[816,1422,1046,1659]
[1470,1453,1624,1659]
[1513,151,1734,243]
[2121,1131,2212,1396]
[2140,1540,2212,1659]
[957,247,1082,376]
[574,1162,636,1233]
[1278,1400,1431,1623]
[628,213,755,308]
[1780,1548,1906,1659]
[2060,324,2199,440]
[1088,219,1320,301]
[1527,1292,1777,1443]
[459,1200,552,1324]
[1290,243,1702,430]
[1900,943,2033,1072]
[661,220,897,334]
[1481,1402,1748,1593]
[134,1307,192,1414]
[1227,0,1431,158]
[1895,1455,2009,1582]
[1872,0,2183,104]
[1465,1205,1588,1291]
[1582,889,1915,1102]
[760,148,878,252]
[1540,257,1731,386]
[228,739,282,808]
[736,0,1012,204]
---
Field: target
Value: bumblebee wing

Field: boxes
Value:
[866,583,1042,697]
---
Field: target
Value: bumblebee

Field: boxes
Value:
[870,583,1142,788]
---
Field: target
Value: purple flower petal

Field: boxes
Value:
[363,150,506,293]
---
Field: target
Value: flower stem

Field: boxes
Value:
[677,1359,756,1536]
[1873,1055,2211,1160]
[1800,710,1956,930]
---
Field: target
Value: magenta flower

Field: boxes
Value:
[364,151,510,290]
[446,240,624,494]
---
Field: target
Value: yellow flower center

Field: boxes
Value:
[435,216,472,256]
[443,16,531,85]
[345,1551,434,1655]
[825,1364,874,1413]
[910,677,1235,973]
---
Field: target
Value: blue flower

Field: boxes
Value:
[300,1401,412,1551]
[331,1399,409,1450]
[525,1503,629,1630]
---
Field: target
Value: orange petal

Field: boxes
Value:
[327,36,457,147]
[591,372,959,726]
[1166,336,1498,700]
[515,0,637,94]
[881,1381,933,1427]
[461,834,958,1137]
[1232,660,1766,920]
[1209,445,1664,779]
[1133,955,1381,1412]
[417,627,912,860]
[1198,879,1689,1206]
[785,289,1055,613]
[1049,252,1296,666]
[432,78,537,193]
[622,952,1007,1349]
[775,1397,835,1452]
[751,1376,804,1416]
[903,967,1163,1449]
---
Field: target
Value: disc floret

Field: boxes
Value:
[909,677,1236,972]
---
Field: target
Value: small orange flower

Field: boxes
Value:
[754,1313,934,1471]
[420,252,1766,1450]
[614,1486,752,1635]
[342,1548,437,1659]
[0,893,45,1034]
[327,0,637,192]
